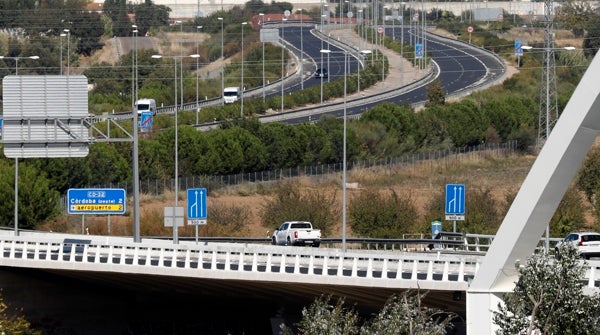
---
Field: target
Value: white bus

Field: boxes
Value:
[135,98,157,115]
[223,87,241,104]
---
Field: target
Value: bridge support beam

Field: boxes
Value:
[467,51,600,333]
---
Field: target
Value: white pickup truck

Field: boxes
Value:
[271,221,321,247]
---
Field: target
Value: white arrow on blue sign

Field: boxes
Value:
[445,184,465,221]
[187,188,207,222]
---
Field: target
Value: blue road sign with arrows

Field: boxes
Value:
[187,188,207,225]
[445,184,466,220]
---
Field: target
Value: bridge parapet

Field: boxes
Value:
[0,233,595,293]
[0,234,481,291]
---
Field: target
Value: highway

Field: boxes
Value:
[191,24,507,129]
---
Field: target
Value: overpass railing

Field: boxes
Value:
[0,231,597,290]
[0,232,480,291]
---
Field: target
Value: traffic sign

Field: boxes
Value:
[164,206,184,227]
[187,188,207,225]
[377,25,384,34]
[445,184,466,220]
[467,26,474,33]
[415,44,424,58]
[67,188,126,214]
[139,111,153,132]
[514,40,523,56]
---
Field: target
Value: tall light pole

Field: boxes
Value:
[321,49,348,252]
[0,55,39,236]
[358,49,372,95]
[64,29,70,75]
[152,53,200,244]
[299,8,304,90]
[131,25,141,242]
[241,21,247,118]
[60,32,66,75]
[281,10,290,113]
[196,25,202,124]
[218,17,224,101]
[176,20,184,111]
[259,13,266,103]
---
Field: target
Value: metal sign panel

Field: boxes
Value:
[415,44,424,58]
[260,28,279,43]
[514,40,523,56]
[164,207,184,227]
[187,188,207,225]
[67,188,126,214]
[445,184,466,220]
[139,111,153,132]
[2,75,89,158]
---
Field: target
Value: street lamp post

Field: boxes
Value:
[259,13,266,103]
[151,53,200,244]
[320,48,348,252]
[241,21,247,117]
[176,21,184,111]
[281,11,290,112]
[64,29,70,75]
[358,49,372,95]
[0,55,40,237]
[60,32,66,75]
[218,17,224,102]
[196,25,202,124]
[299,8,304,90]
[131,25,141,242]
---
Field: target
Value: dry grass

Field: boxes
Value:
[41,152,547,237]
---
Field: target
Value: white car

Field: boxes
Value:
[555,232,600,259]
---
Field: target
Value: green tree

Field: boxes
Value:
[361,291,455,335]
[556,0,594,37]
[0,290,41,334]
[349,189,418,238]
[290,295,360,335]
[257,122,308,169]
[134,1,171,36]
[576,145,600,204]
[260,180,338,236]
[424,79,446,107]
[583,14,600,57]
[494,243,600,334]
[549,186,587,237]
[0,160,61,229]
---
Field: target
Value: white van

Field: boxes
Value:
[223,87,241,104]
[135,98,157,115]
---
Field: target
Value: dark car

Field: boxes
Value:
[314,68,328,78]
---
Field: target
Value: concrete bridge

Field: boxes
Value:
[1,229,600,333]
